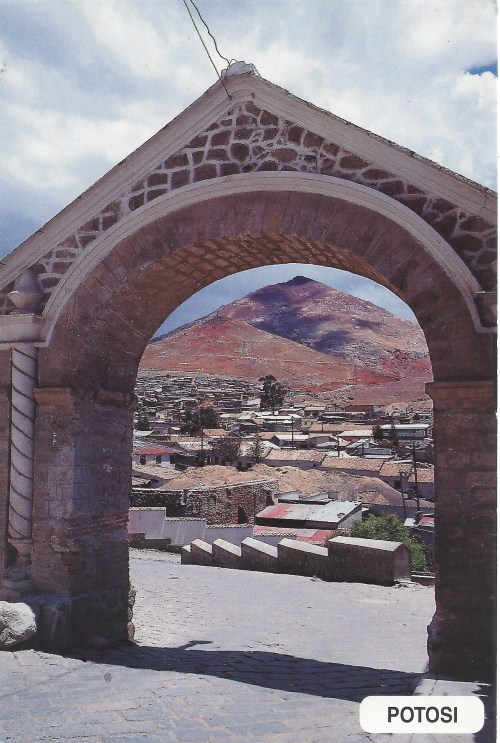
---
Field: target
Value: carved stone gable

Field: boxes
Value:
[0,76,495,316]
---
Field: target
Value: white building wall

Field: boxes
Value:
[128,509,252,546]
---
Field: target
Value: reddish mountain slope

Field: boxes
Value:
[140,277,432,400]
[220,276,429,375]
[141,315,389,392]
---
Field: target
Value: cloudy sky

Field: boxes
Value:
[0,0,497,332]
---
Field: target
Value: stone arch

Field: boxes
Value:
[39,175,493,390]
[26,183,494,676]
[0,71,495,680]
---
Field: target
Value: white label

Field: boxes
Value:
[360,696,484,734]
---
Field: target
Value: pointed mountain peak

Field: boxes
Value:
[282,275,316,287]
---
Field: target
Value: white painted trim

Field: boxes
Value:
[0,73,495,292]
[0,82,237,289]
[232,75,497,220]
[41,172,484,340]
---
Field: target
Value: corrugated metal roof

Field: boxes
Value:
[309,501,359,522]
[380,423,431,430]
[265,449,325,462]
[418,516,435,528]
[340,430,373,438]
[258,502,300,519]
[134,446,177,455]
[252,526,333,543]
[256,500,359,524]
[322,457,382,473]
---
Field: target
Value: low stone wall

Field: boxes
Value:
[277,539,330,580]
[190,539,212,566]
[328,536,411,584]
[241,538,278,573]
[185,535,411,586]
[212,539,241,569]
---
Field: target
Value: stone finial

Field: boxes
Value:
[221,61,258,77]
[8,268,44,314]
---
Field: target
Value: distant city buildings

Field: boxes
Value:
[130,370,434,560]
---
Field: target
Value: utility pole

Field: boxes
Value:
[412,442,420,512]
[400,470,407,519]
[199,427,205,466]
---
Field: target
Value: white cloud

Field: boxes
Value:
[72,0,182,82]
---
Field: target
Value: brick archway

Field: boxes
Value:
[0,70,495,679]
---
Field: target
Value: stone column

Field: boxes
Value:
[8,348,37,552]
[0,351,11,580]
[2,269,44,595]
[2,345,37,595]
[30,386,134,650]
[426,380,496,681]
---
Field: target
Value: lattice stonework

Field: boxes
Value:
[0,101,495,314]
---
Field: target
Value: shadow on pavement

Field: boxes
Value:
[71,639,422,702]
[474,684,496,743]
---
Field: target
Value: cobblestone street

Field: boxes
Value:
[0,550,492,742]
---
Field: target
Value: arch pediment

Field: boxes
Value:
[0,68,496,326]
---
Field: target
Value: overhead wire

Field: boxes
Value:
[188,0,232,68]
[181,0,232,99]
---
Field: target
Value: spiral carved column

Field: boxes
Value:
[4,345,37,592]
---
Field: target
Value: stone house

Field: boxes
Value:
[263,449,326,470]
[270,433,310,449]
[132,446,178,467]
[320,456,383,478]
[378,461,435,502]
[379,423,433,440]
[163,478,279,525]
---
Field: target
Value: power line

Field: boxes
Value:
[181,0,232,99]
[188,0,232,68]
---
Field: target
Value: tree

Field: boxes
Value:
[388,422,399,448]
[249,433,266,464]
[259,375,286,413]
[136,413,151,431]
[180,405,220,435]
[372,424,384,443]
[216,434,242,465]
[351,514,428,572]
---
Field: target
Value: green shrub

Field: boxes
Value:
[351,514,428,572]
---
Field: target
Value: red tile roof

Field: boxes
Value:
[134,447,177,455]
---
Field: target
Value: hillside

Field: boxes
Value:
[141,314,390,393]
[219,276,429,376]
[140,277,432,402]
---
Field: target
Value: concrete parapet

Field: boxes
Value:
[189,539,212,566]
[277,538,330,580]
[180,545,191,565]
[241,538,278,573]
[212,539,241,569]
[328,536,411,585]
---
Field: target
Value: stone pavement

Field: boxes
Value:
[0,549,494,742]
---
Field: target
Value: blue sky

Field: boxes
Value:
[0,0,497,331]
